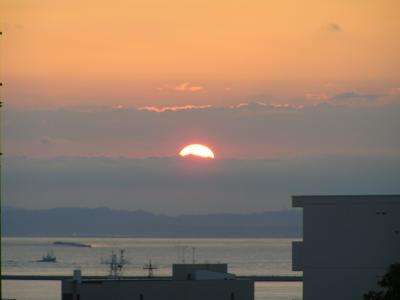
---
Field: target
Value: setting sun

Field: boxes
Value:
[179,144,215,159]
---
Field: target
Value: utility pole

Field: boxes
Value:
[143,259,158,278]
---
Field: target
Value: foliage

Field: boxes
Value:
[364,263,400,300]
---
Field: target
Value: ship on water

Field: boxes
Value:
[38,250,56,262]
[54,241,91,248]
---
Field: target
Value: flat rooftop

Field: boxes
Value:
[292,195,400,207]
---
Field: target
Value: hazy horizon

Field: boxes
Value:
[2,0,400,215]
[3,155,399,214]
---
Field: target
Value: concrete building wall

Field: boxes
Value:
[62,279,254,300]
[292,195,400,300]
[172,264,228,280]
[194,270,235,280]
[291,241,303,271]
[303,269,385,300]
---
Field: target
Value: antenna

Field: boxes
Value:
[192,247,196,264]
[143,259,158,278]
[182,246,186,263]
[106,249,127,279]
[176,245,188,263]
[176,246,180,263]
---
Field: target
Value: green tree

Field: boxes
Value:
[364,263,400,300]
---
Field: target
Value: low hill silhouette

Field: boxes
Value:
[2,206,302,237]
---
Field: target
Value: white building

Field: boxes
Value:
[292,195,400,300]
[62,263,254,300]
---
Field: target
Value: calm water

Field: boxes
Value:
[1,237,302,300]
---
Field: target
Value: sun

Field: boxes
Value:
[179,144,215,159]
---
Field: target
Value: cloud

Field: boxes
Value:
[231,102,267,109]
[231,102,303,111]
[138,105,212,112]
[3,100,400,159]
[326,23,342,32]
[388,87,400,95]
[175,82,204,92]
[0,22,24,32]
[305,93,329,101]
[39,136,52,145]
[111,104,125,110]
[156,83,205,92]
[304,90,400,106]
[329,91,384,105]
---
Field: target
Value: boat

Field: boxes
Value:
[39,250,56,262]
[53,241,91,248]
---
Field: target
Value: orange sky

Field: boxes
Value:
[1,0,400,108]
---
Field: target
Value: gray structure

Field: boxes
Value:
[292,195,400,300]
[62,263,254,300]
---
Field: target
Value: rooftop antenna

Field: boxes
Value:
[143,259,158,278]
[176,246,180,263]
[192,247,196,264]
[176,245,188,263]
[182,246,186,263]
[106,249,127,279]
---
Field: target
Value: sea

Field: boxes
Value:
[1,237,302,300]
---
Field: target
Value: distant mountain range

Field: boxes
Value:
[1,207,302,237]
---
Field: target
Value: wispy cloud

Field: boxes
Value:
[4,98,399,158]
[174,82,204,92]
[0,22,24,31]
[326,22,342,32]
[329,91,384,105]
[157,83,205,92]
[138,105,212,112]
[39,136,52,145]
[305,93,329,101]
[231,102,304,110]
[304,90,399,106]
[388,87,400,95]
